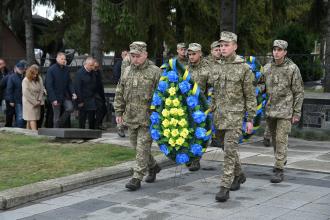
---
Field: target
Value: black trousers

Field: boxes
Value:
[95,99,107,128]
[79,109,96,129]
[5,100,15,127]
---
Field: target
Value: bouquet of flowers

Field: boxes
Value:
[240,56,268,143]
[150,58,212,164]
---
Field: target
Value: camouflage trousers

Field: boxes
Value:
[266,117,291,170]
[263,121,271,140]
[220,129,243,188]
[129,126,157,180]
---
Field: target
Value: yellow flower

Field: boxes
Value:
[170,118,178,126]
[162,119,170,128]
[165,98,172,106]
[168,87,176,96]
[163,129,171,138]
[162,109,170,117]
[176,137,185,146]
[180,128,189,138]
[170,108,178,116]
[177,108,185,116]
[178,119,187,127]
[172,98,180,107]
[169,138,176,147]
[171,129,179,137]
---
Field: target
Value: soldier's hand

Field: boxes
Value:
[52,100,59,106]
[9,102,15,107]
[292,116,300,124]
[72,93,77,100]
[246,122,254,134]
[116,116,123,125]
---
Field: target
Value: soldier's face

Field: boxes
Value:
[219,41,237,57]
[177,48,186,58]
[272,47,287,61]
[188,51,201,63]
[211,47,221,59]
[131,52,148,66]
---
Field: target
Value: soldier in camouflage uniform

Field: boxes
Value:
[209,32,256,202]
[264,40,304,183]
[186,43,212,171]
[176,43,188,67]
[114,41,162,191]
[206,41,222,65]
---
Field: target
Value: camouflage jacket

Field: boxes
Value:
[209,54,257,130]
[188,58,211,95]
[114,60,161,128]
[264,57,304,119]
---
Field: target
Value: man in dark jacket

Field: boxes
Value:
[45,52,76,128]
[6,61,27,128]
[0,58,9,103]
[74,57,98,129]
[93,60,107,130]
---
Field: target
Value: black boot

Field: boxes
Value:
[263,138,271,147]
[271,168,284,183]
[145,164,161,183]
[117,127,126,137]
[230,173,246,191]
[215,187,230,202]
[125,178,141,191]
[188,159,200,172]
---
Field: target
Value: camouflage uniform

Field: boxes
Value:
[209,32,256,189]
[114,42,161,181]
[264,40,304,170]
[205,41,221,66]
[188,43,211,95]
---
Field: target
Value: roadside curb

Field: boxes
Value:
[0,155,174,210]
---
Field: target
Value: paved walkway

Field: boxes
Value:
[1,161,329,220]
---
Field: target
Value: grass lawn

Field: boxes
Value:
[0,132,136,191]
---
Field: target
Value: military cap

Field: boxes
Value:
[219,31,237,42]
[188,43,202,52]
[210,41,220,49]
[273,40,288,50]
[129,41,147,54]
[15,60,27,69]
[177,43,186,49]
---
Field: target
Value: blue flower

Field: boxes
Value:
[192,110,206,123]
[167,71,179,82]
[152,93,162,106]
[190,144,203,156]
[195,127,207,139]
[255,87,260,96]
[186,95,198,108]
[250,63,256,71]
[151,129,161,141]
[157,81,168,93]
[179,80,191,94]
[255,71,261,80]
[176,153,190,164]
[159,144,170,155]
[150,112,160,125]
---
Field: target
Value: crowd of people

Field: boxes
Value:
[0,53,109,131]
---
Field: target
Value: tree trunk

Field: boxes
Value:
[175,5,185,42]
[325,1,330,92]
[24,0,34,65]
[90,0,103,65]
[220,0,236,33]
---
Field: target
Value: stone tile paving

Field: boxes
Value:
[0,160,328,220]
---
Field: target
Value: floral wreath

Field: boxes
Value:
[149,58,212,165]
[240,56,268,143]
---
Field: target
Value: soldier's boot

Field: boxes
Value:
[270,168,284,183]
[263,137,271,147]
[117,127,125,138]
[272,161,287,172]
[215,187,230,202]
[230,173,246,191]
[188,159,200,172]
[145,164,161,183]
[125,178,141,191]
